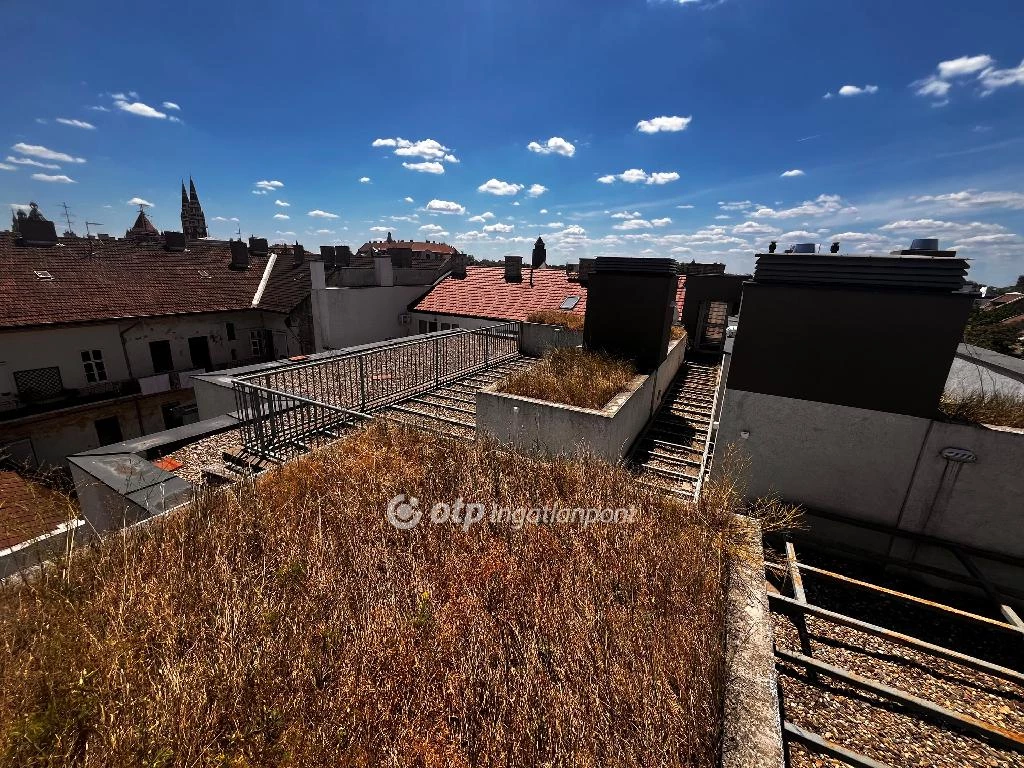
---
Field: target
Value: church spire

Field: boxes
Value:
[181,176,208,239]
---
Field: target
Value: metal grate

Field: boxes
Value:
[13,366,64,401]
[233,322,521,460]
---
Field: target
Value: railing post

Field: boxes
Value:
[434,336,441,386]
[484,328,490,366]
[358,355,366,412]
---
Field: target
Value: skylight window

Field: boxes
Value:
[559,296,580,310]
[33,270,54,281]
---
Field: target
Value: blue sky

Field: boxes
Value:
[3,0,1024,285]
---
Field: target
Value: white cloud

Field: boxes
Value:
[373,137,460,165]
[5,155,60,169]
[359,176,371,183]
[951,233,1021,246]
[478,178,523,196]
[56,118,95,130]
[114,99,168,119]
[598,168,679,185]
[315,229,335,235]
[539,208,548,214]
[275,230,296,236]
[557,225,586,237]
[781,169,805,177]
[635,115,692,134]
[752,194,852,219]
[402,161,445,174]
[255,180,284,191]
[527,137,576,157]
[837,84,879,97]
[651,217,672,227]
[11,143,85,164]
[979,59,1024,94]
[527,183,547,197]
[733,221,781,235]
[611,211,642,219]
[718,200,752,211]
[483,222,514,233]
[937,54,994,79]
[273,213,290,220]
[369,226,391,233]
[677,204,695,209]
[88,105,110,112]
[162,101,181,110]
[612,218,671,230]
[31,173,76,183]
[126,197,152,207]
[715,214,730,220]
[647,171,680,185]
[468,212,495,223]
[914,76,952,99]
[426,199,466,215]
[911,190,1024,210]
[0,163,14,171]
[307,209,339,219]
[274,199,290,207]
[545,222,564,228]
[878,218,1007,235]
[777,230,820,242]
[404,196,414,203]
[419,224,447,234]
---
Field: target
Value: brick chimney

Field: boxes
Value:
[578,258,596,285]
[229,239,250,270]
[505,255,523,283]
[293,243,305,266]
[451,253,467,279]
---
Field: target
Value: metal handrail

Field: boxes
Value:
[232,321,521,459]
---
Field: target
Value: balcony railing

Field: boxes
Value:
[233,322,520,460]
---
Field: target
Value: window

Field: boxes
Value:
[81,349,107,383]
[226,322,236,341]
[250,329,268,359]
[440,323,451,331]
[560,296,581,311]
[94,415,123,446]
[149,340,173,374]
[451,323,459,330]
[418,320,428,334]
[428,321,438,333]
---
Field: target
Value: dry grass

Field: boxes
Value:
[524,310,585,332]
[669,326,686,342]
[939,389,1024,429]
[0,420,747,768]
[498,347,637,410]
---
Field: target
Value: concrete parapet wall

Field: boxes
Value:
[519,322,584,357]
[716,388,1024,560]
[476,339,685,462]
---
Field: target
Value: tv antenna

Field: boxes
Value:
[84,220,102,238]
[59,201,76,235]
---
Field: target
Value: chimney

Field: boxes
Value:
[320,245,336,268]
[578,258,596,285]
[505,255,523,282]
[335,245,353,267]
[451,253,467,279]
[293,243,305,266]
[374,253,395,287]
[229,239,250,270]
[248,236,269,256]
[163,231,187,252]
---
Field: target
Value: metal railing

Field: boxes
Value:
[233,322,520,459]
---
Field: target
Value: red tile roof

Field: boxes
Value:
[357,240,460,256]
[0,232,312,330]
[410,266,686,324]
[0,472,73,550]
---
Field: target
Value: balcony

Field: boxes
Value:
[0,378,142,422]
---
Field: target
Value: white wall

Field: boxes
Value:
[408,312,497,335]
[313,285,432,350]
[716,388,1024,558]
[0,325,129,397]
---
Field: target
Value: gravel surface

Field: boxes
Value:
[771,547,1024,767]
[167,428,242,485]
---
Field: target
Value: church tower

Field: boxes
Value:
[180,176,208,239]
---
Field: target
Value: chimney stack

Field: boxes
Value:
[451,253,467,279]
[505,255,523,283]
[335,245,353,267]
[248,236,269,256]
[293,243,305,266]
[320,245,336,268]
[229,239,250,270]
[578,258,596,285]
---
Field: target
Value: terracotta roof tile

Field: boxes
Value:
[0,232,312,329]
[410,267,686,323]
[357,239,460,256]
[0,472,74,550]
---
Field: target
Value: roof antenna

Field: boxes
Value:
[84,220,102,257]
[59,201,75,236]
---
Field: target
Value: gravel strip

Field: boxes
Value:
[771,548,1024,767]
[167,428,242,485]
